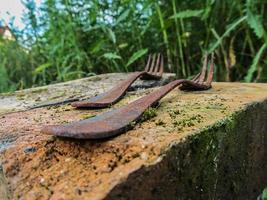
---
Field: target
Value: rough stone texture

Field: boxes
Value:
[0,73,175,115]
[0,74,266,200]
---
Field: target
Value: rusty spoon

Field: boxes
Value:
[42,54,214,139]
[71,53,164,108]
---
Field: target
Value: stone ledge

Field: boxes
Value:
[0,79,267,200]
[0,73,175,115]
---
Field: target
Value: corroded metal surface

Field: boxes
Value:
[42,79,184,139]
[71,54,164,108]
[71,71,146,108]
[42,55,214,139]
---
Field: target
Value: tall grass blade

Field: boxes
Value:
[244,43,267,82]
[126,49,148,67]
[170,9,203,19]
[208,16,247,53]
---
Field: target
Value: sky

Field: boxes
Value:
[0,0,42,29]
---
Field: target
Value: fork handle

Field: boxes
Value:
[132,79,185,109]
[71,71,146,108]
[42,79,186,139]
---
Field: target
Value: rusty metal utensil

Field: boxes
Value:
[42,54,214,139]
[71,53,164,108]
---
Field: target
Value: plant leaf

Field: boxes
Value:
[90,40,105,54]
[246,10,265,39]
[103,53,121,60]
[262,187,267,199]
[244,43,267,82]
[246,0,265,39]
[83,24,102,32]
[34,63,51,73]
[229,38,236,68]
[116,9,130,24]
[118,43,128,49]
[170,9,203,19]
[208,16,247,53]
[126,49,148,67]
[107,28,116,44]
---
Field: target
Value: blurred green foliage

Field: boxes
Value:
[0,0,267,92]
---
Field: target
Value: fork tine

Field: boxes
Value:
[192,72,201,82]
[198,54,208,83]
[180,53,214,91]
[147,54,155,73]
[149,53,157,73]
[153,53,161,74]
[145,54,152,72]
[158,54,164,76]
[206,53,214,84]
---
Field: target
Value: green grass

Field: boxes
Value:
[0,0,267,92]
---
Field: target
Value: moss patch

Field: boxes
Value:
[141,107,157,122]
[82,114,97,119]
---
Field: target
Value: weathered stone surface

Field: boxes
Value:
[0,75,266,199]
[0,73,175,115]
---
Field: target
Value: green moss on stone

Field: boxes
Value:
[141,107,157,122]
[31,87,48,93]
[173,101,266,199]
[82,114,97,119]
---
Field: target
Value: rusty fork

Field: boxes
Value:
[42,54,214,139]
[71,53,164,108]
[179,53,214,91]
